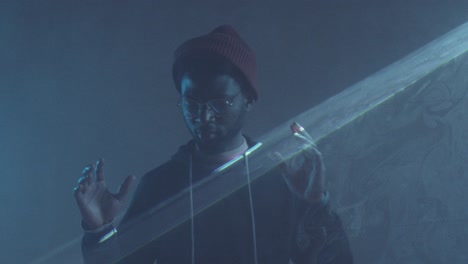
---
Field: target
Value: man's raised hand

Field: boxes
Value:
[73,159,135,230]
[273,122,326,205]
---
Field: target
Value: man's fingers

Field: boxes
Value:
[73,184,83,195]
[116,175,136,200]
[78,165,91,184]
[86,165,95,185]
[81,165,91,175]
[291,122,318,153]
[290,122,314,141]
[77,176,87,185]
[271,151,311,178]
[298,128,313,142]
[73,184,86,204]
[271,152,291,177]
[289,122,324,175]
[95,158,105,182]
[300,143,325,173]
[79,164,95,186]
[293,133,317,149]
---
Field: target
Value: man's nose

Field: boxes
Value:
[199,104,215,123]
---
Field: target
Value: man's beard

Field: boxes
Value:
[194,112,246,153]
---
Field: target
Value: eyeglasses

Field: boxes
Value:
[177,91,242,115]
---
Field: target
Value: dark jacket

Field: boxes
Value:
[82,138,353,264]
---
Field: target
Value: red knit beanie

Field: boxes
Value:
[172,25,259,101]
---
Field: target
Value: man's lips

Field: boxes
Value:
[196,126,218,139]
[197,128,216,134]
[195,125,217,133]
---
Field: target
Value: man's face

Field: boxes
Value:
[180,71,249,148]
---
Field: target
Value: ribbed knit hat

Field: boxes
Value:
[172,25,258,101]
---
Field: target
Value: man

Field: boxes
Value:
[74,25,353,264]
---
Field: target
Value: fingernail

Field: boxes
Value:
[82,166,90,174]
[290,122,304,133]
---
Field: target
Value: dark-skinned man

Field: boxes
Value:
[74,25,353,264]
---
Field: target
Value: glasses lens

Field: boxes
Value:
[208,99,228,114]
[179,97,231,115]
[180,98,199,114]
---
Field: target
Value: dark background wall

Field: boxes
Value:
[1,0,467,263]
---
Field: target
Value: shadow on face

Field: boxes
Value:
[179,71,251,152]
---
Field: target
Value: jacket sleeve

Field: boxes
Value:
[290,192,354,264]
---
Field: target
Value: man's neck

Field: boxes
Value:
[196,132,246,156]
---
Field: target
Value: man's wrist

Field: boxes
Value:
[82,220,114,234]
[82,220,118,245]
